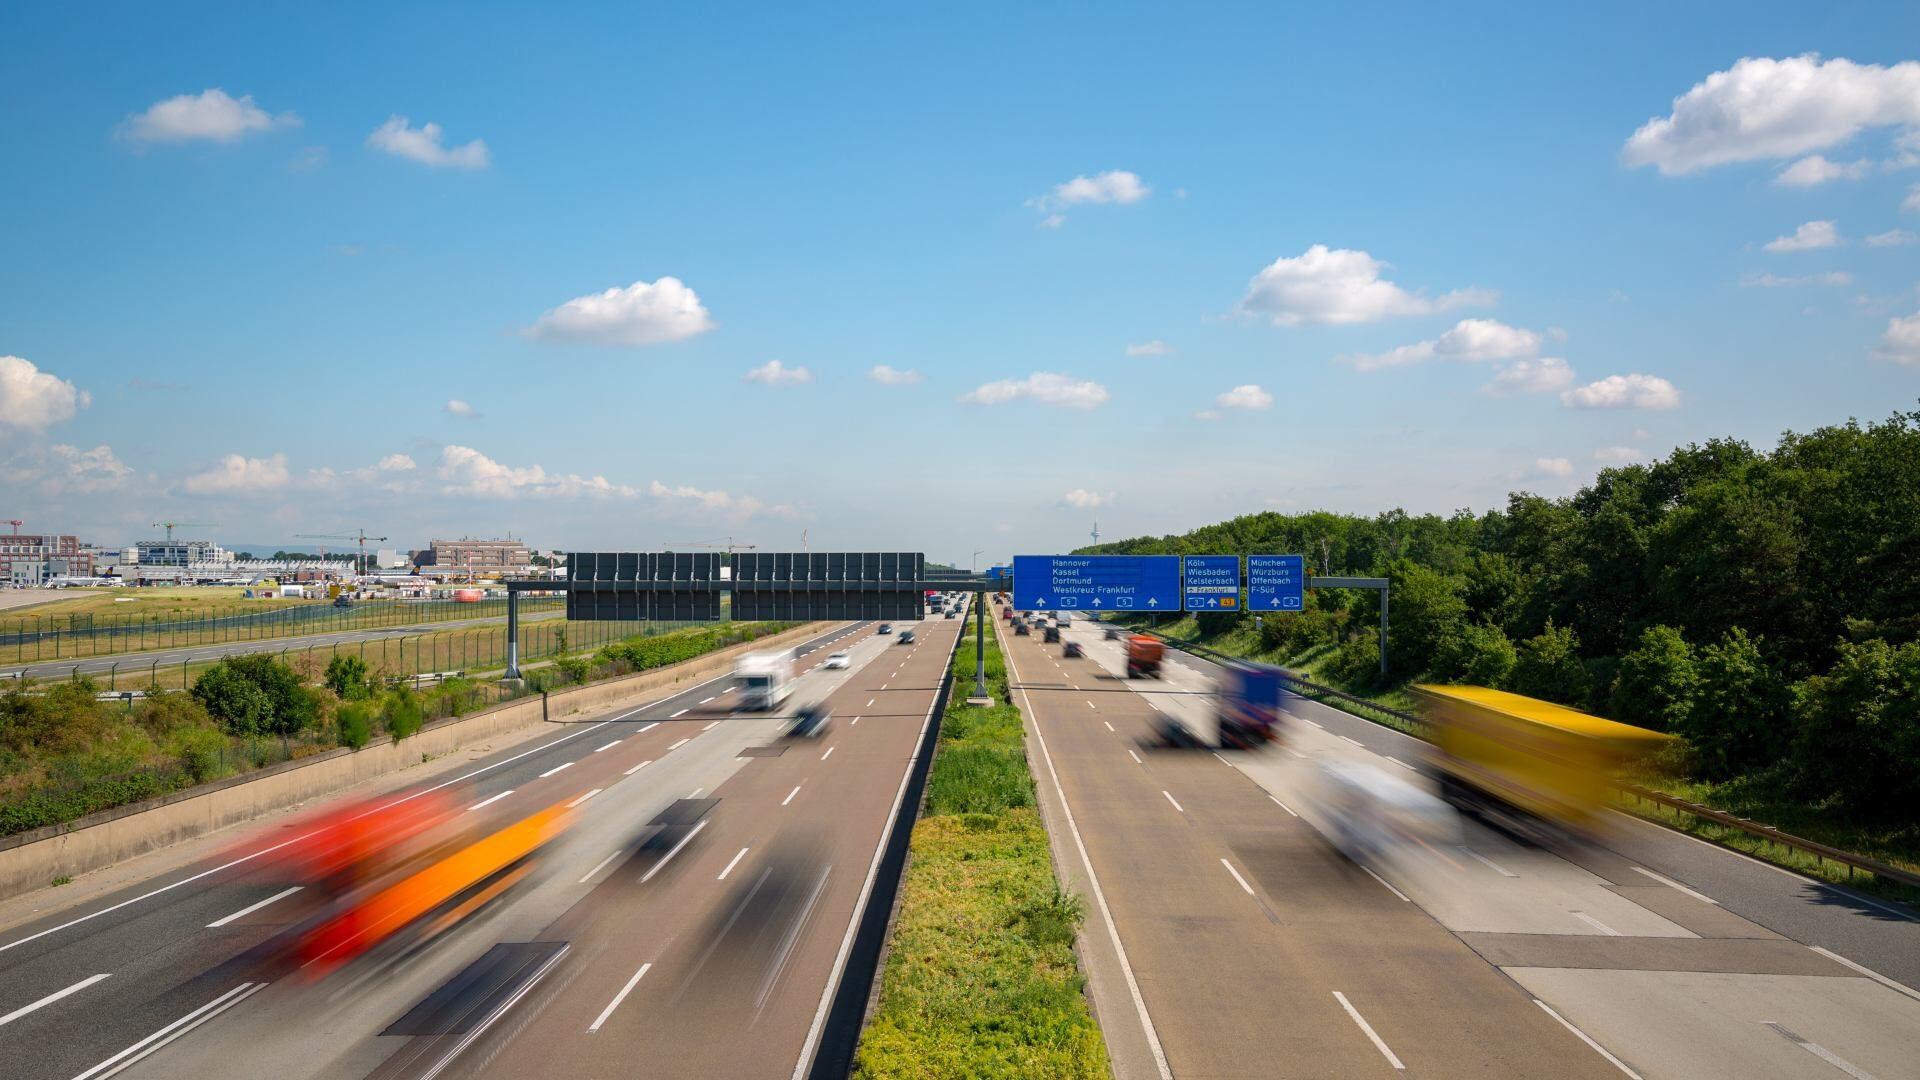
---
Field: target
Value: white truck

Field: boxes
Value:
[735,650,795,711]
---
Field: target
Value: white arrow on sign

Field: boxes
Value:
[1147,597,1160,607]
[1034,598,1048,607]
[1092,598,1103,606]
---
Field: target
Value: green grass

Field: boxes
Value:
[854,627,1107,1079]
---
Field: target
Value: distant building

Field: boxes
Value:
[1,534,94,584]
[416,537,533,575]
[374,547,407,569]
[135,539,234,567]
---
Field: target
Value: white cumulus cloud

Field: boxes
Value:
[48,444,133,493]
[743,360,813,385]
[1775,155,1874,186]
[1482,357,1575,396]
[376,453,416,472]
[1215,384,1274,411]
[439,445,634,498]
[0,356,89,430]
[366,116,490,169]
[1623,55,1920,175]
[1239,245,1494,326]
[1061,489,1113,509]
[1343,318,1542,371]
[1126,340,1173,357]
[1764,220,1841,252]
[1534,457,1574,478]
[1875,311,1920,365]
[444,398,479,418]
[1866,229,1918,247]
[961,372,1109,409]
[183,452,291,494]
[1028,170,1149,225]
[525,277,715,347]
[122,89,298,144]
[1560,374,1682,410]
[867,364,923,385]
[648,480,793,520]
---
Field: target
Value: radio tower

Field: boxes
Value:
[1090,521,1100,545]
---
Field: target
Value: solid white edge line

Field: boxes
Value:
[718,847,749,880]
[578,850,623,884]
[1269,793,1299,817]
[1810,946,1920,1002]
[639,820,709,883]
[782,785,802,806]
[1162,790,1185,813]
[1220,858,1256,897]
[1004,632,1174,1080]
[468,790,515,812]
[623,760,652,776]
[1362,866,1411,902]
[1535,999,1642,1079]
[537,761,574,779]
[791,623,965,1080]
[0,972,110,1028]
[1333,990,1406,1070]
[205,886,303,928]
[566,788,603,809]
[73,981,265,1080]
[588,962,652,1033]
[1629,865,1717,905]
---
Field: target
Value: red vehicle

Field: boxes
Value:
[1001,607,1014,621]
[1124,635,1164,678]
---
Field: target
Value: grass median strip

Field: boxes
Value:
[854,626,1107,1079]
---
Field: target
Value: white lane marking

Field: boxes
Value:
[1162,790,1185,813]
[578,850,624,884]
[880,684,888,690]
[1765,1022,1876,1079]
[668,738,690,750]
[1630,866,1717,905]
[624,759,653,776]
[1086,699,1097,710]
[782,785,803,807]
[420,948,567,1080]
[1362,866,1411,902]
[1460,845,1518,878]
[1536,999,1641,1078]
[821,746,836,760]
[866,699,875,707]
[700,697,716,705]
[538,762,574,779]
[688,788,704,799]
[206,886,303,928]
[670,709,689,718]
[1285,747,1307,759]
[718,847,751,880]
[0,973,111,1028]
[1302,718,1323,729]
[703,721,721,731]
[1127,749,1143,764]
[1213,752,1233,767]
[588,963,653,1033]
[1220,858,1256,897]
[1333,991,1405,1071]
[468,790,515,812]
[850,716,860,726]
[1573,911,1623,936]
[566,788,604,809]
[636,722,658,733]
[639,820,709,883]
[1103,721,1116,733]
[1269,794,1298,817]
[1809,947,1920,1002]
[73,981,267,1080]
[595,740,621,753]
[1385,755,1412,769]
[1339,735,1366,749]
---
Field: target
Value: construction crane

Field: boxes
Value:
[3,520,21,536]
[152,521,218,541]
[295,530,389,577]
[665,537,758,552]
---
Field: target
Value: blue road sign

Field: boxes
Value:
[1247,554,1306,611]
[1182,555,1241,611]
[987,565,1012,582]
[1012,555,1181,612]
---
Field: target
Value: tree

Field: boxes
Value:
[324,655,371,700]
[1383,559,1467,674]
[1677,628,1788,780]
[1511,621,1591,707]
[1610,625,1698,732]
[191,664,274,736]
[1791,639,1920,818]
[1433,623,1517,687]
[191,655,317,737]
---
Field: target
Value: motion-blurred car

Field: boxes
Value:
[899,629,916,643]
[1043,626,1061,643]
[787,703,832,738]
[822,652,850,669]
[1063,641,1084,658]
[1105,626,1123,641]
[877,623,893,634]
[1013,621,1031,635]
[945,610,958,619]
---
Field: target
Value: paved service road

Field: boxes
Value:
[1013,612,1920,1080]
[0,616,961,1080]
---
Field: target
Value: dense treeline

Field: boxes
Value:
[1086,408,1920,818]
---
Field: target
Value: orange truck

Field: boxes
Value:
[1124,634,1164,678]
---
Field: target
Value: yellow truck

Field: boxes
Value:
[1414,684,1670,835]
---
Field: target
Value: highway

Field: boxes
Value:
[0,613,961,1079]
[1005,614,1920,1080]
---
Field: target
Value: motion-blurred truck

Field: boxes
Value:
[1123,634,1164,678]
[1415,684,1670,836]
[735,650,795,711]
[1154,660,1287,749]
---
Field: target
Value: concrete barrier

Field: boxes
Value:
[0,622,832,901]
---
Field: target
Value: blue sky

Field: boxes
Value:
[3,2,1917,565]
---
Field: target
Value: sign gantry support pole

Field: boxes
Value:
[969,586,991,704]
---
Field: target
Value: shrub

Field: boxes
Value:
[170,726,229,784]
[132,691,215,737]
[382,688,426,742]
[192,655,317,736]
[1676,627,1788,780]
[335,703,374,750]
[1610,625,1697,731]
[552,656,590,685]
[190,664,275,736]
[324,655,372,700]
[1511,620,1591,707]
[1433,623,1517,687]
[1790,638,1920,817]
[1326,632,1382,688]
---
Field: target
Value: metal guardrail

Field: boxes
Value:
[1131,625,1920,894]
